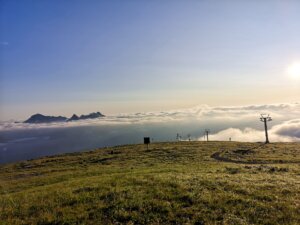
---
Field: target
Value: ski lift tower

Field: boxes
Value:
[260,114,272,144]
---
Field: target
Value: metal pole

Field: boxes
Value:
[264,118,269,144]
[260,114,272,144]
[205,129,210,142]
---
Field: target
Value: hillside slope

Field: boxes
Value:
[0,142,299,225]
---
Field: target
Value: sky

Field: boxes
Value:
[1,0,300,120]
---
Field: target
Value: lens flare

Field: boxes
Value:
[287,62,300,79]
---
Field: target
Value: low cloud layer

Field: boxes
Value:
[205,119,300,142]
[0,103,299,163]
[1,102,299,129]
[272,119,300,139]
[0,102,299,142]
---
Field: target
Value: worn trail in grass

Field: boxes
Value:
[0,141,300,224]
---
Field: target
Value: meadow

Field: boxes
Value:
[0,141,299,225]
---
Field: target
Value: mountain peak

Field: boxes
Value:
[24,112,105,123]
[24,114,68,123]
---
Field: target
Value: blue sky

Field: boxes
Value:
[1,0,300,120]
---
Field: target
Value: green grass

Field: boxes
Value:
[0,141,299,224]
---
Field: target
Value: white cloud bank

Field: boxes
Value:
[204,119,300,142]
[0,103,299,142]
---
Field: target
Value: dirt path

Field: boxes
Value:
[211,150,264,164]
[211,144,300,164]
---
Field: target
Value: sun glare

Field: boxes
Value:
[287,62,300,79]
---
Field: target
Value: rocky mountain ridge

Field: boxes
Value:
[24,112,105,123]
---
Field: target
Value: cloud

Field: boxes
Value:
[0,103,299,141]
[1,103,298,165]
[272,119,300,139]
[203,128,264,142]
[204,119,300,142]
[195,103,300,120]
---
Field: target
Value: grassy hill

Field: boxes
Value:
[0,141,299,225]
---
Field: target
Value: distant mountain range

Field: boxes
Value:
[67,112,104,121]
[24,112,105,123]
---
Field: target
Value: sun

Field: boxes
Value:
[287,62,300,79]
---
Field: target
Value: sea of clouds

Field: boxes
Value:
[0,103,299,163]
